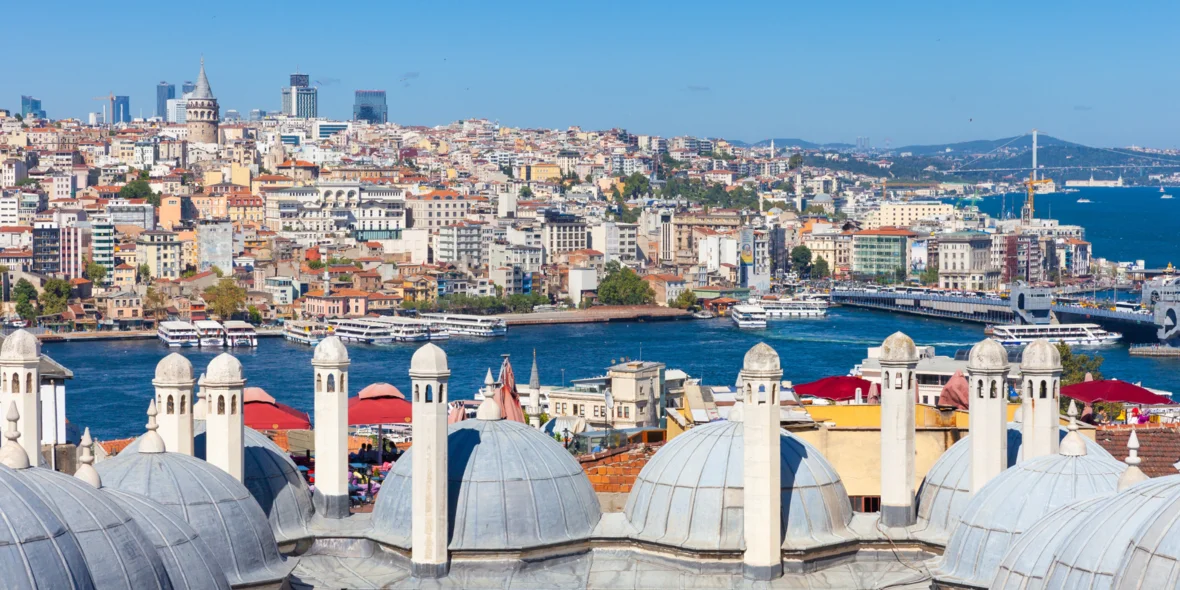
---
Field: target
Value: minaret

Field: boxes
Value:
[739,343,783,581]
[203,353,245,481]
[1020,339,1062,460]
[410,343,451,578]
[1118,429,1149,491]
[528,349,541,427]
[186,57,220,144]
[312,336,350,518]
[0,330,40,464]
[154,353,195,455]
[966,339,1010,494]
[879,331,919,527]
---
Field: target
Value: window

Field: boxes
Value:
[217,395,225,415]
[1040,380,1048,399]
[180,395,186,414]
[167,395,174,414]
[425,384,433,403]
[231,395,237,414]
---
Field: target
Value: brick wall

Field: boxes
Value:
[578,442,663,494]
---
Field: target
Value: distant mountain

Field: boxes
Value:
[738,138,855,150]
[894,134,1083,156]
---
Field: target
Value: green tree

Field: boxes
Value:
[14,178,38,187]
[920,265,940,286]
[39,278,71,316]
[85,259,107,284]
[307,259,325,271]
[790,245,812,273]
[519,185,534,199]
[119,179,159,207]
[204,278,247,321]
[211,265,225,278]
[812,257,831,279]
[1057,343,1103,387]
[247,305,263,325]
[137,263,152,282]
[621,172,651,199]
[671,289,698,310]
[13,278,37,321]
[597,261,655,305]
[144,286,169,321]
[894,267,908,283]
[788,153,804,169]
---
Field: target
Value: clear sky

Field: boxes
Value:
[5,0,1178,148]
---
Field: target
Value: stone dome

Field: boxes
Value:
[742,342,781,373]
[204,353,243,384]
[967,338,1009,371]
[371,418,600,551]
[914,423,1113,544]
[624,420,853,552]
[989,496,1105,589]
[312,335,348,363]
[880,331,917,363]
[103,488,231,590]
[119,422,314,544]
[931,447,1125,588]
[154,353,193,384]
[0,463,94,589]
[1021,338,1061,372]
[0,329,40,361]
[18,466,171,590]
[409,343,449,376]
[1110,480,1180,589]
[95,448,292,587]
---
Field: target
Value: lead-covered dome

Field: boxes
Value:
[931,443,1124,588]
[989,496,1105,589]
[371,418,600,551]
[18,467,171,590]
[914,423,1112,544]
[0,463,94,589]
[96,449,293,587]
[624,419,853,552]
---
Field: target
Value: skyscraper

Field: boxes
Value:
[353,90,388,124]
[181,80,196,95]
[281,73,318,119]
[156,82,175,118]
[113,96,131,124]
[20,96,45,119]
[290,73,310,88]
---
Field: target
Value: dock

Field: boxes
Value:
[498,306,692,326]
[35,329,284,343]
[1129,344,1180,358]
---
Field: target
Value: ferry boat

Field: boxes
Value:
[755,297,827,318]
[329,317,430,345]
[987,323,1122,347]
[1076,198,1092,203]
[157,321,199,347]
[419,313,508,337]
[1163,194,1174,200]
[283,321,333,345]
[192,320,225,347]
[222,320,258,347]
[730,305,768,329]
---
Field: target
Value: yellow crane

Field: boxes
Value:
[91,93,115,126]
[1021,171,1052,224]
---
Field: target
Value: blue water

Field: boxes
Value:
[967,187,1180,268]
[46,306,1179,440]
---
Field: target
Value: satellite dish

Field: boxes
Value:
[605,391,614,411]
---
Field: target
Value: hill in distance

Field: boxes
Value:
[736,134,1082,154]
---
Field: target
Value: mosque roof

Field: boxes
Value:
[0,463,94,589]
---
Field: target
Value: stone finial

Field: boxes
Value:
[139,399,166,454]
[1118,429,1149,491]
[1059,399,1087,457]
[0,402,29,469]
[483,368,494,388]
[75,427,101,488]
[476,397,503,421]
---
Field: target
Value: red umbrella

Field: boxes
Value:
[939,371,970,410]
[1062,380,1175,406]
[348,383,412,425]
[242,387,310,430]
[494,356,526,423]
[794,376,874,402]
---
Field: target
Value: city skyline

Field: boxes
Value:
[4,0,1179,147]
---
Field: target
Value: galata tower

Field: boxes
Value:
[186,58,219,143]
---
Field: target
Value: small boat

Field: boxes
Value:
[1163,194,1174,200]
[1076,198,1092,203]
[283,321,332,345]
[692,310,715,320]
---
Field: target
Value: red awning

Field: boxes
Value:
[244,400,311,430]
[794,376,874,402]
[348,390,412,426]
[1062,380,1175,406]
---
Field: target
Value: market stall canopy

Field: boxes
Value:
[939,371,970,410]
[794,375,873,402]
[349,384,412,425]
[1062,380,1175,406]
[243,387,311,430]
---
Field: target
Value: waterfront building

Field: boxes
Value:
[91,216,116,283]
[267,182,406,243]
[851,227,915,278]
[155,81,175,118]
[589,221,638,263]
[353,90,388,123]
[185,58,219,143]
[437,221,483,266]
[136,230,182,279]
[488,241,542,273]
[937,231,999,291]
[541,210,588,263]
[672,210,744,265]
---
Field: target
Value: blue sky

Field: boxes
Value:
[5,0,1178,147]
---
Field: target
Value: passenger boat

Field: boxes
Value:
[754,296,827,318]
[419,313,508,337]
[157,321,199,347]
[222,320,258,347]
[329,317,431,344]
[987,323,1122,347]
[730,305,768,329]
[283,320,333,345]
[192,320,225,347]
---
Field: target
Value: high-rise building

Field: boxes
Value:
[156,82,175,118]
[290,73,310,88]
[166,98,188,123]
[281,80,318,119]
[186,58,219,143]
[20,96,45,119]
[113,95,131,124]
[353,90,388,123]
[181,80,196,95]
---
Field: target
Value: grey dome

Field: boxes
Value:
[968,338,1008,371]
[1111,481,1180,589]
[103,489,230,590]
[931,448,1124,588]
[0,463,94,589]
[371,418,600,551]
[880,331,917,363]
[120,422,314,544]
[1039,475,1180,588]
[409,343,449,376]
[1021,338,1061,372]
[154,353,193,384]
[0,329,40,361]
[914,422,1113,544]
[312,336,348,363]
[989,496,1104,590]
[742,343,780,373]
[624,420,853,552]
[18,466,171,590]
[95,450,292,587]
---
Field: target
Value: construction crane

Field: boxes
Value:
[91,93,115,127]
[1021,170,1052,224]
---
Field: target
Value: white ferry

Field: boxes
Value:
[283,321,333,346]
[329,317,431,344]
[157,321,199,347]
[192,320,225,347]
[987,323,1122,347]
[222,320,258,347]
[755,297,827,319]
[419,313,508,337]
[730,305,768,329]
